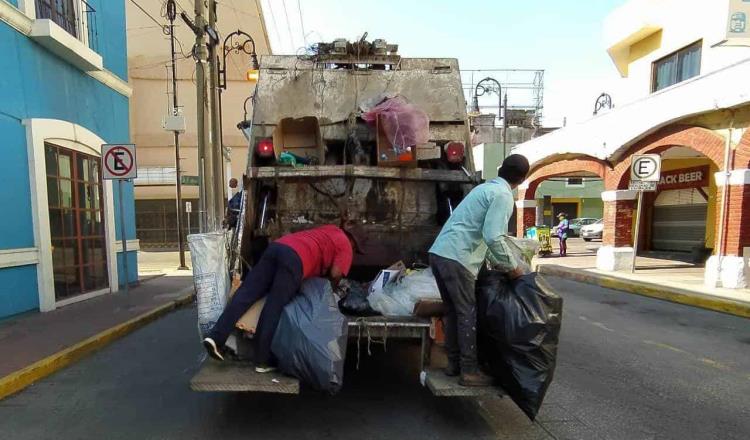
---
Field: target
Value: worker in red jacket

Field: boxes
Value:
[203,224,363,373]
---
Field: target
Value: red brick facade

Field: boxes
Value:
[602,199,635,247]
[715,184,750,256]
[517,123,750,255]
[516,206,537,238]
[605,125,725,190]
[516,157,608,235]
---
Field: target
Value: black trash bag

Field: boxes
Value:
[271,278,349,394]
[476,269,563,420]
[338,280,380,316]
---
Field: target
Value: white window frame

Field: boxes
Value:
[24,118,120,312]
[565,177,585,188]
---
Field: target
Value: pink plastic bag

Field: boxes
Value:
[362,96,430,153]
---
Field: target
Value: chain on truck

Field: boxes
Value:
[191,37,505,398]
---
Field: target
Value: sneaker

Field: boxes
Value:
[254,364,277,374]
[202,337,224,361]
[459,371,493,387]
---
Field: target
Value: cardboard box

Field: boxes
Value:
[272,116,325,163]
[235,297,266,334]
[368,261,406,295]
[229,275,266,335]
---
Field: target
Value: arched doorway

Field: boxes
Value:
[517,156,608,237]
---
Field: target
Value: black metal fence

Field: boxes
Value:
[35,0,98,52]
[135,199,200,250]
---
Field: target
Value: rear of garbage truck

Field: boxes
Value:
[190,40,505,398]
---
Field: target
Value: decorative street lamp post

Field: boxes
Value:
[593,92,614,115]
[470,77,508,160]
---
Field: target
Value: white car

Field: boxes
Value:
[581,219,603,241]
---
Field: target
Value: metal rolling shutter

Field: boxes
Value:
[651,189,707,252]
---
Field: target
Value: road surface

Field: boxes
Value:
[1,276,748,439]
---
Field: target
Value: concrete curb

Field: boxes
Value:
[537,264,750,319]
[0,288,195,401]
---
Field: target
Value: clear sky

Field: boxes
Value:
[259,0,627,127]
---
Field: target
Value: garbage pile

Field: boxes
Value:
[271,278,348,394]
[476,269,563,420]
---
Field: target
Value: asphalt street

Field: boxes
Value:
[1,276,749,440]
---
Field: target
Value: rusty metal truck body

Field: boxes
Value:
[191,46,504,398]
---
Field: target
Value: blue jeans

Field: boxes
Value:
[208,243,303,364]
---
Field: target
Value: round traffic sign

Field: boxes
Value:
[632,156,659,180]
[104,147,134,177]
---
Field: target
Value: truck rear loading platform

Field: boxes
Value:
[190,315,505,398]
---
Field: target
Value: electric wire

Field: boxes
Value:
[129,0,169,35]
[264,0,284,53]
[281,0,296,52]
[296,0,308,47]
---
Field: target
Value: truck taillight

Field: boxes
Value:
[257,139,274,157]
[445,141,465,164]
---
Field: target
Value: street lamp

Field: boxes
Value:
[470,77,508,160]
[215,30,259,202]
[593,92,613,115]
[218,29,259,90]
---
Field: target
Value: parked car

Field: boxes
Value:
[552,217,599,237]
[581,219,604,241]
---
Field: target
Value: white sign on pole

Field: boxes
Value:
[628,180,657,192]
[630,154,661,182]
[102,144,137,180]
[186,201,192,213]
[101,144,136,294]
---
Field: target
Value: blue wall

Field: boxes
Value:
[0,1,135,317]
[0,266,39,319]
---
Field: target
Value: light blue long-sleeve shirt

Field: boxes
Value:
[429,177,515,277]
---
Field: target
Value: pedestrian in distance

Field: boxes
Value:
[556,212,569,257]
[428,154,530,387]
[202,223,365,373]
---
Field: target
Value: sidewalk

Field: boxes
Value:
[0,268,195,399]
[535,239,750,318]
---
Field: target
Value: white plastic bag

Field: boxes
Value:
[188,232,230,338]
[489,236,540,275]
[368,269,441,316]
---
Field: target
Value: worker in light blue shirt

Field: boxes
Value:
[429,154,530,387]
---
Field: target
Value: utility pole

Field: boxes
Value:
[208,0,226,222]
[167,0,188,269]
[502,93,508,160]
[193,0,215,231]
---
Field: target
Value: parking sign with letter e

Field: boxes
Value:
[631,154,661,182]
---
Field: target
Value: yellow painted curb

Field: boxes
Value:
[0,290,195,401]
[538,265,750,319]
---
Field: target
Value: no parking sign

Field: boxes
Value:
[101,143,137,294]
[102,144,137,180]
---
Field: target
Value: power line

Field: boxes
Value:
[265,0,283,52]
[281,0,296,52]
[130,0,167,33]
[296,0,307,47]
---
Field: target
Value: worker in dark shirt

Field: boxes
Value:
[225,178,242,229]
[203,224,363,373]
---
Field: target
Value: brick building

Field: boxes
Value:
[512,0,750,289]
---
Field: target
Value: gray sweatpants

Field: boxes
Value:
[429,253,478,373]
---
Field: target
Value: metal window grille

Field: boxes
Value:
[35,0,99,52]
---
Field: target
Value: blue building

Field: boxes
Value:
[0,0,136,318]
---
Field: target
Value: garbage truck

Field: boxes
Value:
[190,37,503,398]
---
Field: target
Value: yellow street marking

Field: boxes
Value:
[642,340,688,354]
[699,358,731,371]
